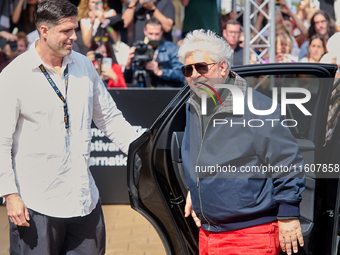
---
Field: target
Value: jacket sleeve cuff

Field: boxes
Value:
[277,202,300,217]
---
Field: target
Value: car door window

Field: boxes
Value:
[242,74,320,139]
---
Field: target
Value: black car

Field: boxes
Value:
[127,63,340,255]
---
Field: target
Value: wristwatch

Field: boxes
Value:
[150,7,157,15]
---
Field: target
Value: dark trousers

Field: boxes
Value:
[9,201,105,255]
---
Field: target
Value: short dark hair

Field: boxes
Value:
[34,0,78,31]
[145,17,162,30]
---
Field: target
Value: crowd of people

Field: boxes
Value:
[0,0,340,84]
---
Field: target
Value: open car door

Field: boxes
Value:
[127,63,339,255]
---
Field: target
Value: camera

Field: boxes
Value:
[132,40,154,69]
[0,38,17,51]
[8,41,17,51]
[94,50,103,61]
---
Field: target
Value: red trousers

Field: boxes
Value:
[199,221,280,255]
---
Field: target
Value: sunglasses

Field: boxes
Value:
[94,36,108,42]
[181,62,217,77]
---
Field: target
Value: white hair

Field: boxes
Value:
[178,29,232,69]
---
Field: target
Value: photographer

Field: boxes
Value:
[86,38,127,88]
[0,31,19,72]
[124,17,184,87]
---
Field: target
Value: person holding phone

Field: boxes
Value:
[78,0,119,47]
[87,38,127,88]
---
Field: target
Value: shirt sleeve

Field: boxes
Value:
[0,71,20,197]
[91,64,140,154]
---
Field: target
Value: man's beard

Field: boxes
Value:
[190,77,226,98]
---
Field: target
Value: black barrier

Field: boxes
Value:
[90,88,181,204]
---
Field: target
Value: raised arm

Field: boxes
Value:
[279,0,308,44]
[12,0,26,24]
[142,0,174,32]
[122,0,139,28]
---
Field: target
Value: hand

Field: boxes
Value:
[275,53,284,63]
[126,47,136,69]
[139,0,156,11]
[331,56,338,65]
[4,193,30,227]
[278,219,304,255]
[0,31,17,42]
[88,10,97,25]
[184,191,201,227]
[145,61,162,76]
[279,0,292,16]
[298,0,308,10]
[229,11,237,20]
[86,50,95,62]
[101,66,117,82]
[93,9,106,24]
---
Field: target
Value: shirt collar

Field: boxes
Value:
[28,39,74,71]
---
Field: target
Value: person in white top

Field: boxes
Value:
[0,0,139,254]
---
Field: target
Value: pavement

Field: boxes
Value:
[0,205,166,255]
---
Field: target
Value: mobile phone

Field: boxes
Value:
[275,0,281,17]
[95,1,103,10]
[283,54,292,63]
[102,57,112,69]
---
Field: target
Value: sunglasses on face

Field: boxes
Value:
[181,62,217,77]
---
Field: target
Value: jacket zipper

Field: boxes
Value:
[191,100,218,230]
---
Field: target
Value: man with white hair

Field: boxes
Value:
[178,29,305,255]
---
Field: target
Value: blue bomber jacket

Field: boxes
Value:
[181,72,305,232]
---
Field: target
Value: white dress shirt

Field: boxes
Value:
[0,41,139,218]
